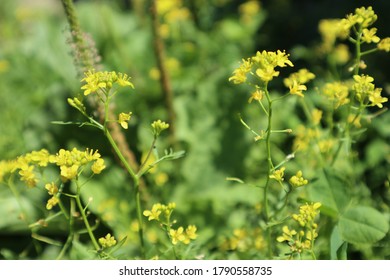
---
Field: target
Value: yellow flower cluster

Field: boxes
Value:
[98,233,117,249]
[283,69,316,97]
[340,6,377,31]
[51,148,105,181]
[270,168,308,189]
[143,202,176,223]
[353,74,387,108]
[229,50,293,84]
[169,225,197,245]
[81,70,134,96]
[0,148,106,210]
[0,149,51,188]
[151,120,170,136]
[289,170,308,188]
[45,182,59,210]
[319,7,389,56]
[143,202,198,245]
[321,81,350,109]
[277,202,321,256]
[220,227,265,252]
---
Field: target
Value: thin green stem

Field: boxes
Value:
[57,199,76,259]
[104,127,145,258]
[263,86,274,258]
[138,136,157,174]
[75,180,100,251]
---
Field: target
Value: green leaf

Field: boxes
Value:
[339,206,389,244]
[330,225,348,260]
[306,167,351,217]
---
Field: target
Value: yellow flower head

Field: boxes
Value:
[91,158,106,174]
[99,233,117,248]
[276,225,297,243]
[143,203,163,221]
[378,37,390,52]
[368,88,388,108]
[151,120,170,136]
[185,225,198,241]
[362,28,380,43]
[45,182,58,196]
[46,196,59,210]
[229,58,253,84]
[248,89,264,103]
[81,70,134,96]
[322,82,350,108]
[284,69,315,97]
[60,165,79,181]
[118,112,132,129]
[289,170,309,188]
[252,50,293,82]
[292,202,321,227]
[170,227,186,245]
[19,165,38,188]
[269,167,286,182]
[341,6,377,32]
[353,74,377,103]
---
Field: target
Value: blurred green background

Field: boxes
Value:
[0,0,389,259]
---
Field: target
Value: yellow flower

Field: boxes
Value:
[288,80,307,97]
[269,167,285,182]
[353,74,377,103]
[255,66,279,82]
[81,70,134,96]
[284,69,315,97]
[292,202,321,227]
[60,165,79,181]
[27,149,51,167]
[46,196,59,210]
[354,6,377,28]
[289,170,308,188]
[377,37,390,52]
[143,203,162,221]
[45,182,58,195]
[118,112,132,129]
[91,158,106,174]
[229,58,252,84]
[170,227,185,245]
[362,28,380,43]
[322,82,350,108]
[284,69,315,86]
[248,89,264,103]
[19,165,38,188]
[116,73,134,88]
[277,226,297,242]
[183,225,198,244]
[99,233,117,248]
[368,88,388,108]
